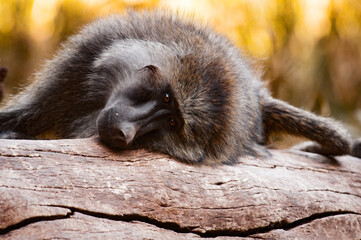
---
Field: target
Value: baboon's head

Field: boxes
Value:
[96,42,261,164]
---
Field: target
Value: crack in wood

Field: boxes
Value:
[3,147,111,159]
[1,204,352,238]
[241,162,360,175]
[34,148,111,159]
[279,211,360,230]
[3,146,159,163]
[305,189,361,199]
[0,153,41,158]
[0,204,359,237]
[47,205,199,234]
[0,211,74,235]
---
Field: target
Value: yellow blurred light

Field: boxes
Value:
[160,0,214,21]
[0,3,15,34]
[79,0,108,6]
[250,29,272,56]
[30,0,58,41]
[301,0,330,39]
[14,0,343,58]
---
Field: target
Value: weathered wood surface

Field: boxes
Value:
[0,138,360,239]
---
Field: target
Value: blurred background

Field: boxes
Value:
[0,0,360,144]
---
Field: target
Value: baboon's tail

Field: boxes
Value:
[262,97,351,156]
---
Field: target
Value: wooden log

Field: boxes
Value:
[0,138,360,239]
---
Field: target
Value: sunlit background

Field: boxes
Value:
[1,0,361,144]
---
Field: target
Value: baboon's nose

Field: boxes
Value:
[112,123,136,146]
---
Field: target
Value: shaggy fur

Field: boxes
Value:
[0,10,358,164]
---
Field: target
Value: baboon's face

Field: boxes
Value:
[96,65,184,150]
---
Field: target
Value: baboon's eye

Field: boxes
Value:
[163,93,171,103]
[169,118,177,128]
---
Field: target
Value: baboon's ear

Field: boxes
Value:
[138,65,161,86]
[143,65,159,75]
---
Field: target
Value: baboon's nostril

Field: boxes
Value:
[116,129,126,139]
[111,124,136,145]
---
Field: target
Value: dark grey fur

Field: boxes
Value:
[0,11,358,164]
[352,138,361,158]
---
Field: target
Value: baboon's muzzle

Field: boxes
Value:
[96,100,170,148]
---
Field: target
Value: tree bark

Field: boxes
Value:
[0,137,360,239]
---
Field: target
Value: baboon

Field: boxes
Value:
[0,11,359,164]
